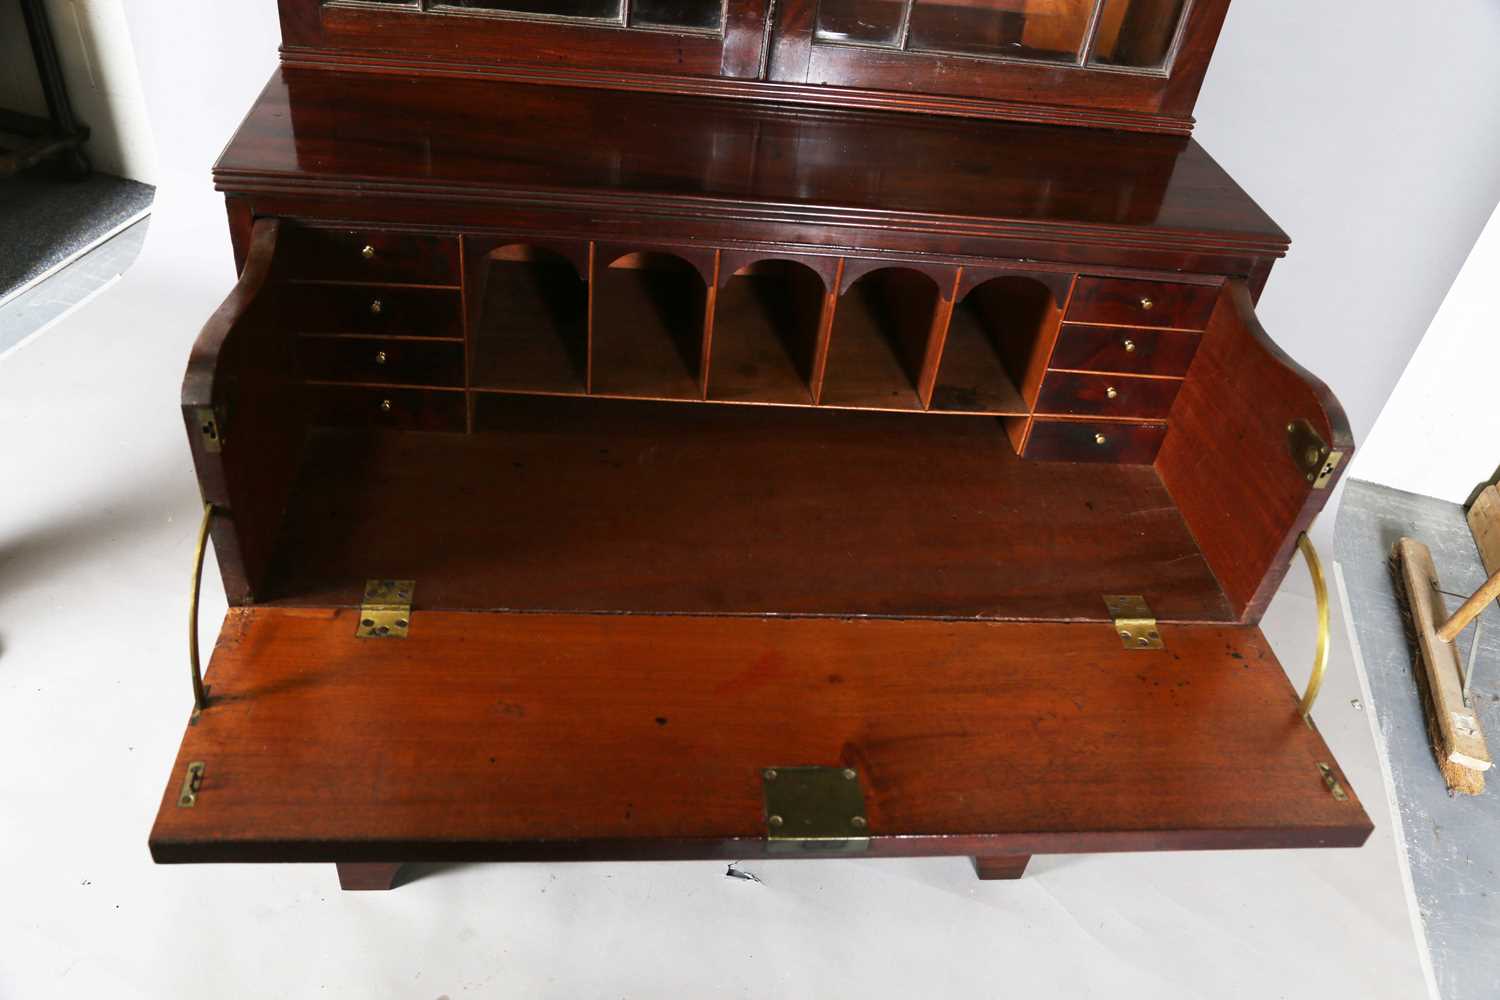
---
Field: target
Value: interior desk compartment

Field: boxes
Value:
[590,248,712,400]
[928,272,1063,416]
[468,240,590,395]
[707,258,828,405]
[820,266,942,411]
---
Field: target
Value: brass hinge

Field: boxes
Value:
[193,406,222,453]
[177,761,205,808]
[1317,762,1350,802]
[762,766,871,854]
[357,579,414,639]
[1287,419,1344,490]
[1104,595,1163,650]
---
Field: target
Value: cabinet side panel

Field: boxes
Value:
[1156,280,1352,621]
[183,219,305,604]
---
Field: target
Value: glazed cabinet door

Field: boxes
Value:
[767,0,1230,130]
[280,0,773,79]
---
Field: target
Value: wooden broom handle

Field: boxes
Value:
[1437,566,1500,643]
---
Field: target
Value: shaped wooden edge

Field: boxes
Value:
[1157,279,1353,624]
[181,218,297,604]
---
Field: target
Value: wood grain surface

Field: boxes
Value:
[1156,281,1352,621]
[262,395,1233,622]
[150,607,1370,863]
[214,69,1287,264]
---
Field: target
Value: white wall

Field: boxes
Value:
[119,1,278,208]
[1349,199,1500,503]
[0,0,158,182]
[1194,1,1500,470]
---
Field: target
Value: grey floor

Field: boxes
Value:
[1337,479,1500,1000]
[0,215,150,357]
[0,170,154,301]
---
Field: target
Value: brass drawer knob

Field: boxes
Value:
[370,298,383,315]
[379,399,392,413]
[374,350,388,365]
[1106,386,1119,400]
[1094,432,1108,446]
[1139,296,1154,311]
[1122,338,1137,353]
[361,244,376,260]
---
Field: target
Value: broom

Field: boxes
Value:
[1389,540,1496,795]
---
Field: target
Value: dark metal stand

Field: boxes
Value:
[0,0,91,179]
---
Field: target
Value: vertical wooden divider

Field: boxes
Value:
[1008,273,1079,454]
[809,257,843,405]
[917,266,963,410]
[458,234,475,433]
[700,250,721,400]
[585,241,596,394]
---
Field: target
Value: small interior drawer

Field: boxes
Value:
[281,284,462,339]
[1049,324,1199,377]
[299,336,464,387]
[1035,371,1182,419]
[306,385,466,431]
[1024,418,1168,464]
[1066,277,1218,330]
[282,227,460,285]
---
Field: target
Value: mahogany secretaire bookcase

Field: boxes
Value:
[152,0,1369,891]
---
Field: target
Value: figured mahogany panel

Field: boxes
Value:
[150,607,1370,863]
[1156,281,1352,621]
[262,395,1232,622]
[215,69,1289,265]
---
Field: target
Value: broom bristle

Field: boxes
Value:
[1388,547,1486,796]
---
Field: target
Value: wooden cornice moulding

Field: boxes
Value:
[210,174,1292,262]
[277,47,1199,136]
[212,70,1290,267]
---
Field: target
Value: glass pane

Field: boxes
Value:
[907,0,1093,62]
[1090,0,1187,68]
[633,0,723,30]
[814,0,907,47]
[439,0,623,20]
